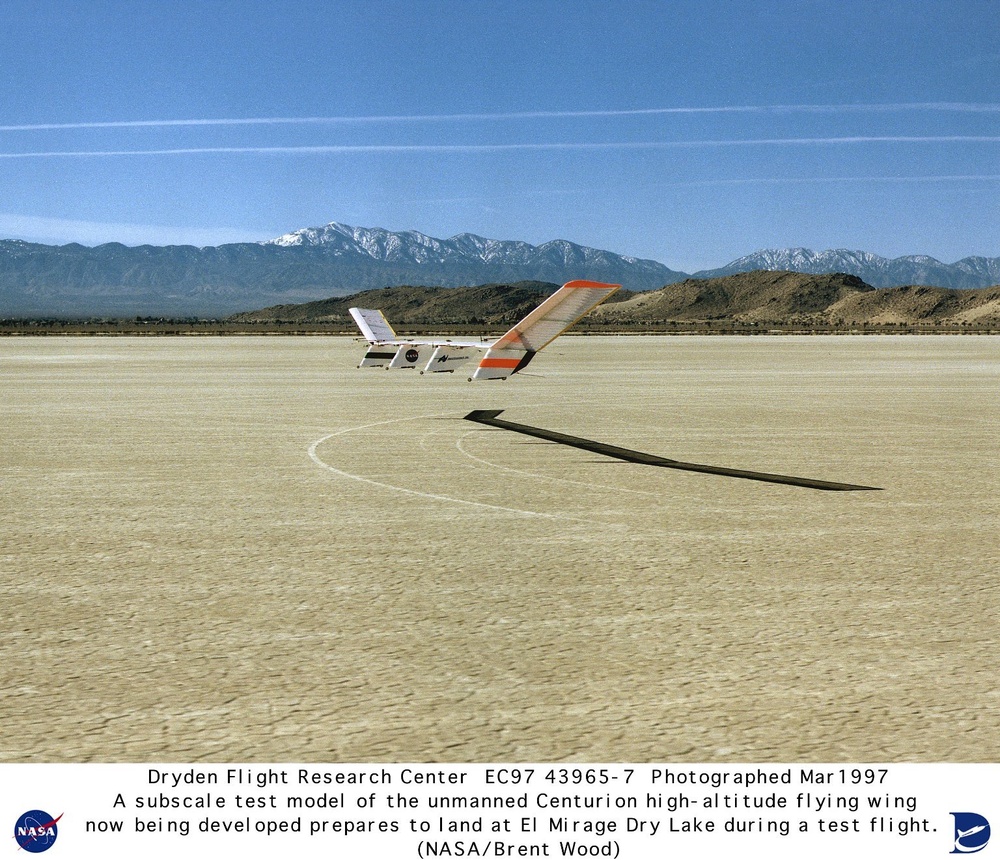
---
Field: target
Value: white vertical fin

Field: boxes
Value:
[387,343,423,369]
[423,345,474,373]
[349,307,397,343]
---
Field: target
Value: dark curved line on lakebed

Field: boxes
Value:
[464,410,881,492]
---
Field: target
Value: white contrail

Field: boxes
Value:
[672,174,1000,187]
[1,136,998,158]
[1,102,998,131]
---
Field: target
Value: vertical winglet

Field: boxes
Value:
[471,280,620,380]
[349,307,397,343]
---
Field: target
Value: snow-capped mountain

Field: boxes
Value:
[265,222,680,279]
[0,223,685,317]
[695,248,1000,290]
[270,225,1000,291]
[0,222,997,318]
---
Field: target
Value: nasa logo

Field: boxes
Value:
[951,812,990,854]
[405,349,419,363]
[14,810,62,853]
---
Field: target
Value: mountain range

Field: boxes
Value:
[233,272,1000,330]
[1,221,998,317]
[697,248,1000,290]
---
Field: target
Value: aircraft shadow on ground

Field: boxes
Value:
[463,410,881,492]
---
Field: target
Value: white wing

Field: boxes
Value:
[471,280,620,380]
[349,280,620,380]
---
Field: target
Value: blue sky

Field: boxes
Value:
[1,0,997,271]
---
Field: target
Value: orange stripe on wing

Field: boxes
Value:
[479,357,522,369]
[563,279,622,290]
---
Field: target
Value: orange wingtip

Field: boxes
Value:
[562,280,622,290]
[478,357,522,369]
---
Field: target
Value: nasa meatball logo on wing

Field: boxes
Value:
[13,810,62,853]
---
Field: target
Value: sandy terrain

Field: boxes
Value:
[2,335,998,762]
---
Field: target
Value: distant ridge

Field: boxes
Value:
[591,270,1000,327]
[230,281,565,326]
[695,247,1000,290]
[234,271,1000,329]
[0,224,682,317]
[0,221,997,318]
[262,222,683,289]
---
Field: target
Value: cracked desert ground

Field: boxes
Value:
[2,335,998,762]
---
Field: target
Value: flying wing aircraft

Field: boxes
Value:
[349,279,620,380]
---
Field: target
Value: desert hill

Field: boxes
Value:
[230,281,636,327]
[231,271,1000,331]
[589,271,873,325]
[825,284,1000,326]
[230,281,558,327]
[591,272,1000,327]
